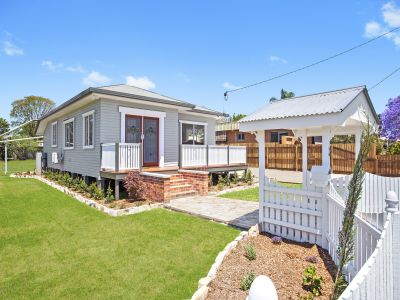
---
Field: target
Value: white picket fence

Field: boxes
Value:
[261,174,400,299]
[101,143,141,171]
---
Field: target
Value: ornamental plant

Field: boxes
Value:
[123,171,145,200]
[240,270,256,291]
[302,264,324,297]
[271,236,282,244]
[244,243,257,261]
[381,96,400,141]
[105,183,115,203]
[332,120,374,299]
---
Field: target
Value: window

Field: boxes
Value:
[63,118,74,149]
[180,121,206,145]
[82,110,94,148]
[270,131,288,143]
[237,132,245,141]
[51,122,57,147]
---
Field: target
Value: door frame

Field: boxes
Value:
[119,106,166,168]
[142,116,159,167]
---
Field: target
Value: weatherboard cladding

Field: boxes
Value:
[240,86,365,123]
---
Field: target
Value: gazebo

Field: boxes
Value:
[239,85,379,191]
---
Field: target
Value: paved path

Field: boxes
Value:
[165,196,258,229]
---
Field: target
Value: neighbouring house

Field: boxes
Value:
[216,121,321,145]
[35,84,247,200]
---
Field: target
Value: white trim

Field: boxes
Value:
[118,106,165,168]
[51,121,57,148]
[82,110,95,149]
[179,119,208,126]
[63,117,75,150]
[179,120,208,145]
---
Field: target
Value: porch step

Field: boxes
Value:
[169,184,194,192]
[169,190,197,198]
[169,178,186,184]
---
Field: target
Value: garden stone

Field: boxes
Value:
[198,276,212,289]
[191,286,208,300]
[247,275,278,300]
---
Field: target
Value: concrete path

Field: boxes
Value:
[165,196,258,229]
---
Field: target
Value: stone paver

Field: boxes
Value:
[165,196,258,229]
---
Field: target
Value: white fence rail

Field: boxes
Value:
[101,143,141,171]
[180,145,246,168]
[261,176,400,299]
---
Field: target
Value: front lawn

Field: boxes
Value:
[0,159,35,176]
[0,161,239,299]
[219,183,302,202]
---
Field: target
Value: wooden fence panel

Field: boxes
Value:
[223,142,400,176]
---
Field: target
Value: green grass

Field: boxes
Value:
[219,182,302,202]
[0,160,239,299]
[0,159,35,176]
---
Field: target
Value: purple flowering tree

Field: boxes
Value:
[381,96,400,141]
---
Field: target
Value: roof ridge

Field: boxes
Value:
[269,85,365,104]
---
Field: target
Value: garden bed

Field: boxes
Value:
[12,172,162,216]
[208,170,255,193]
[206,233,336,300]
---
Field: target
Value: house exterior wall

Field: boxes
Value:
[43,102,101,178]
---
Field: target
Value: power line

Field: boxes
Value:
[368,66,400,91]
[224,26,400,99]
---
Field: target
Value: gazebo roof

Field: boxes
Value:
[239,85,378,134]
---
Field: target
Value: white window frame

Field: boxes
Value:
[179,120,208,145]
[51,121,57,147]
[63,117,75,150]
[82,110,95,149]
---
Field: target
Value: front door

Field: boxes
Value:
[142,117,159,166]
[125,115,159,167]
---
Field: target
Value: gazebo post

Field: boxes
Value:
[256,131,265,231]
[321,129,333,172]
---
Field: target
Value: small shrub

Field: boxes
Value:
[305,255,318,264]
[302,264,323,297]
[240,270,256,291]
[105,183,115,203]
[271,236,282,244]
[244,243,257,261]
[245,169,254,185]
[109,203,116,208]
[76,178,88,193]
[232,171,240,184]
[70,177,80,191]
[88,182,104,200]
[123,171,145,200]
[217,175,225,190]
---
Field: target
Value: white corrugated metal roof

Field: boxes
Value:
[240,86,365,123]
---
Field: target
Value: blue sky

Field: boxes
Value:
[0,0,399,121]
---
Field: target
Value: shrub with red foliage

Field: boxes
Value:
[123,171,145,201]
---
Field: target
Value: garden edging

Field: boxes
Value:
[191,224,259,300]
[11,174,163,216]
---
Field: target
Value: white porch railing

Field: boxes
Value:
[180,144,247,168]
[101,143,141,171]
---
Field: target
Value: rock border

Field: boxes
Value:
[11,174,163,217]
[191,224,259,300]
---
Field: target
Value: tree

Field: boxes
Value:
[231,113,247,122]
[269,88,295,102]
[0,117,10,135]
[10,96,55,136]
[332,121,374,299]
[381,96,400,141]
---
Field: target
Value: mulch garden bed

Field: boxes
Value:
[207,233,336,300]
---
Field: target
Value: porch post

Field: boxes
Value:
[256,131,265,231]
[299,131,308,187]
[115,179,120,200]
[321,129,333,172]
[4,141,7,175]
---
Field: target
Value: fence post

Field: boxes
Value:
[227,145,230,166]
[386,191,399,297]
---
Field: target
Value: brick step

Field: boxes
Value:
[169,178,187,184]
[169,184,193,189]
[170,190,197,198]
[170,174,184,180]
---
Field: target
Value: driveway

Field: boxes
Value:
[165,196,259,229]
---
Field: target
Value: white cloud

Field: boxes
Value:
[83,71,111,86]
[223,82,242,90]
[270,55,288,64]
[125,76,155,90]
[3,41,24,56]
[364,2,400,47]
[42,60,63,71]
[66,65,86,73]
